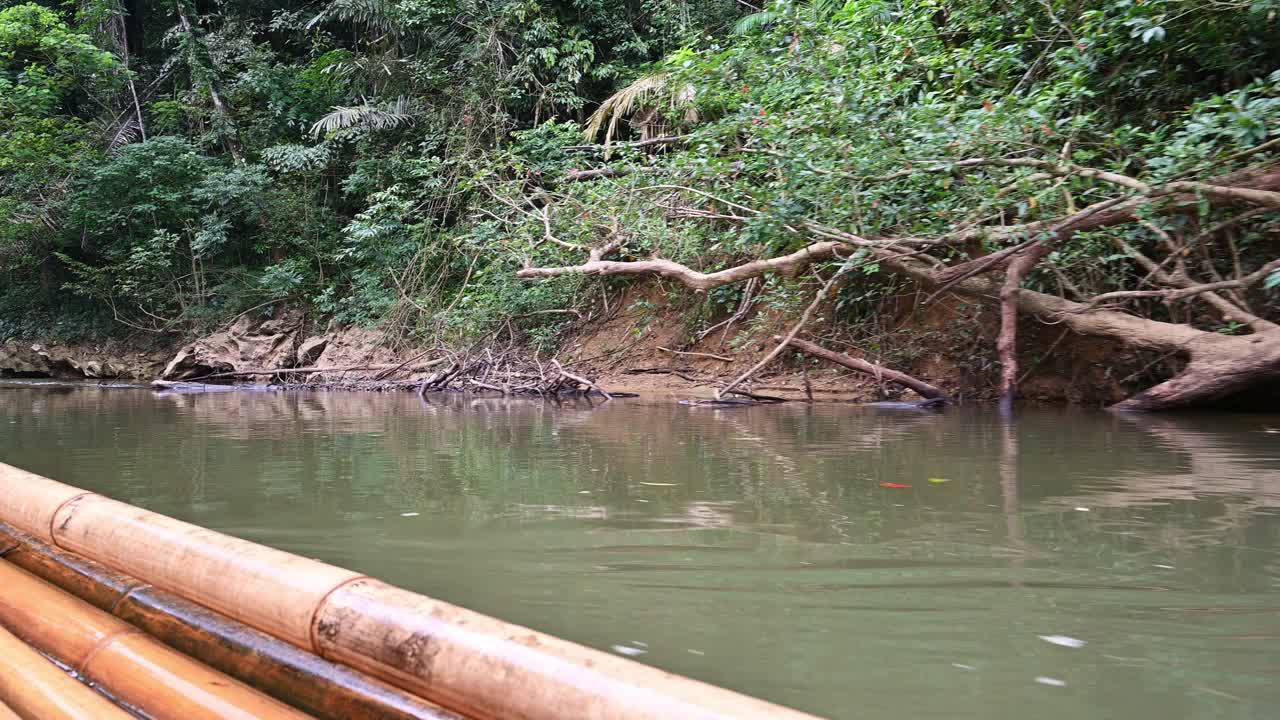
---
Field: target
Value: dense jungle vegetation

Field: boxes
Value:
[2,0,1279,407]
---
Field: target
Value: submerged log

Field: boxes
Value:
[0,624,134,720]
[0,560,312,720]
[0,462,821,720]
[0,523,462,720]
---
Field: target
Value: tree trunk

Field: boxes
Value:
[124,0,145,56]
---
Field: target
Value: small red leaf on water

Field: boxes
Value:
[879,482,913,489]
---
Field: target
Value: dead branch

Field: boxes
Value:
[780,337,949,401]
[565,166,634,180]
[888,157,1280,209]
[718,263,851,398]
[514,308,585,320]
[373,349,438,380]
[552,360,613,400]
[1087,258,1280,306]
[657,347,734,362]
[565,136,688,152]
[517,240,852,291]
[160,358,449,383]
[1109,237,1278,332]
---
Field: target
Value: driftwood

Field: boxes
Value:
[407,356,625,399]
[176,359,449,382]
[553,360,612,400]
[779,337,950,401]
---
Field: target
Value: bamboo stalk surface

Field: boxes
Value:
[0,560,314,720]
[0,623,134,720]
[0,522,465,720]
[0,461,824,720]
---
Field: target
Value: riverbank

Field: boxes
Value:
[2,291,1149,406]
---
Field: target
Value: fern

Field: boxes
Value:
[310,97,416,138]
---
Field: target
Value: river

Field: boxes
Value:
[2,381,1278,719]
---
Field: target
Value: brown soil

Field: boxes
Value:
[4,283,1152,406]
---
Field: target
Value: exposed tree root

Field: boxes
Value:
[516,161,1280,410]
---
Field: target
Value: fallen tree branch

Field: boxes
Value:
[718,263,851,398]
[887,157,1280,209]
[374,349,437,380]
[552,360,613,400]
[779,337,949,401]
[657,347,734,362]
[565,136,688,152]
[513,308,586,322]
[517,240,852,291]
[1087,258,1280,306]
[176,359,449,382]
[562,166,662,183]
[1109,237,1278,332]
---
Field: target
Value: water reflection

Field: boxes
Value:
[2,383,1279,719]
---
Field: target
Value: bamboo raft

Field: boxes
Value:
[0,461,822,720]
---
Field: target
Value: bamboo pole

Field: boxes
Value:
[0,462,824,720]
[0,560,314,720]
[0,624,135,720]
[0,523,464,720]
[0,523,139,608]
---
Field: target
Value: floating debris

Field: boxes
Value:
[1038,635,1085,649]
[1035,677,1067,687]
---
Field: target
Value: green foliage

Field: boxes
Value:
[2,0,1277,351]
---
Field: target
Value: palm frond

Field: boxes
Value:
[733,10,781,35]
[107,118,141,156]
[310,96,416,138]
[306,0,399,34]
[585,73,674,144]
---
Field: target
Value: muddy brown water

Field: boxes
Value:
[2,381,1279,719]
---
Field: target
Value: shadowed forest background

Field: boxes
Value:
[2,0,1279,407]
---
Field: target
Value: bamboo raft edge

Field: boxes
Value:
[0,461,825,720]
[0,520,461,720]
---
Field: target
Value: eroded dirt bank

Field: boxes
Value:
[2,287,1163,405]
